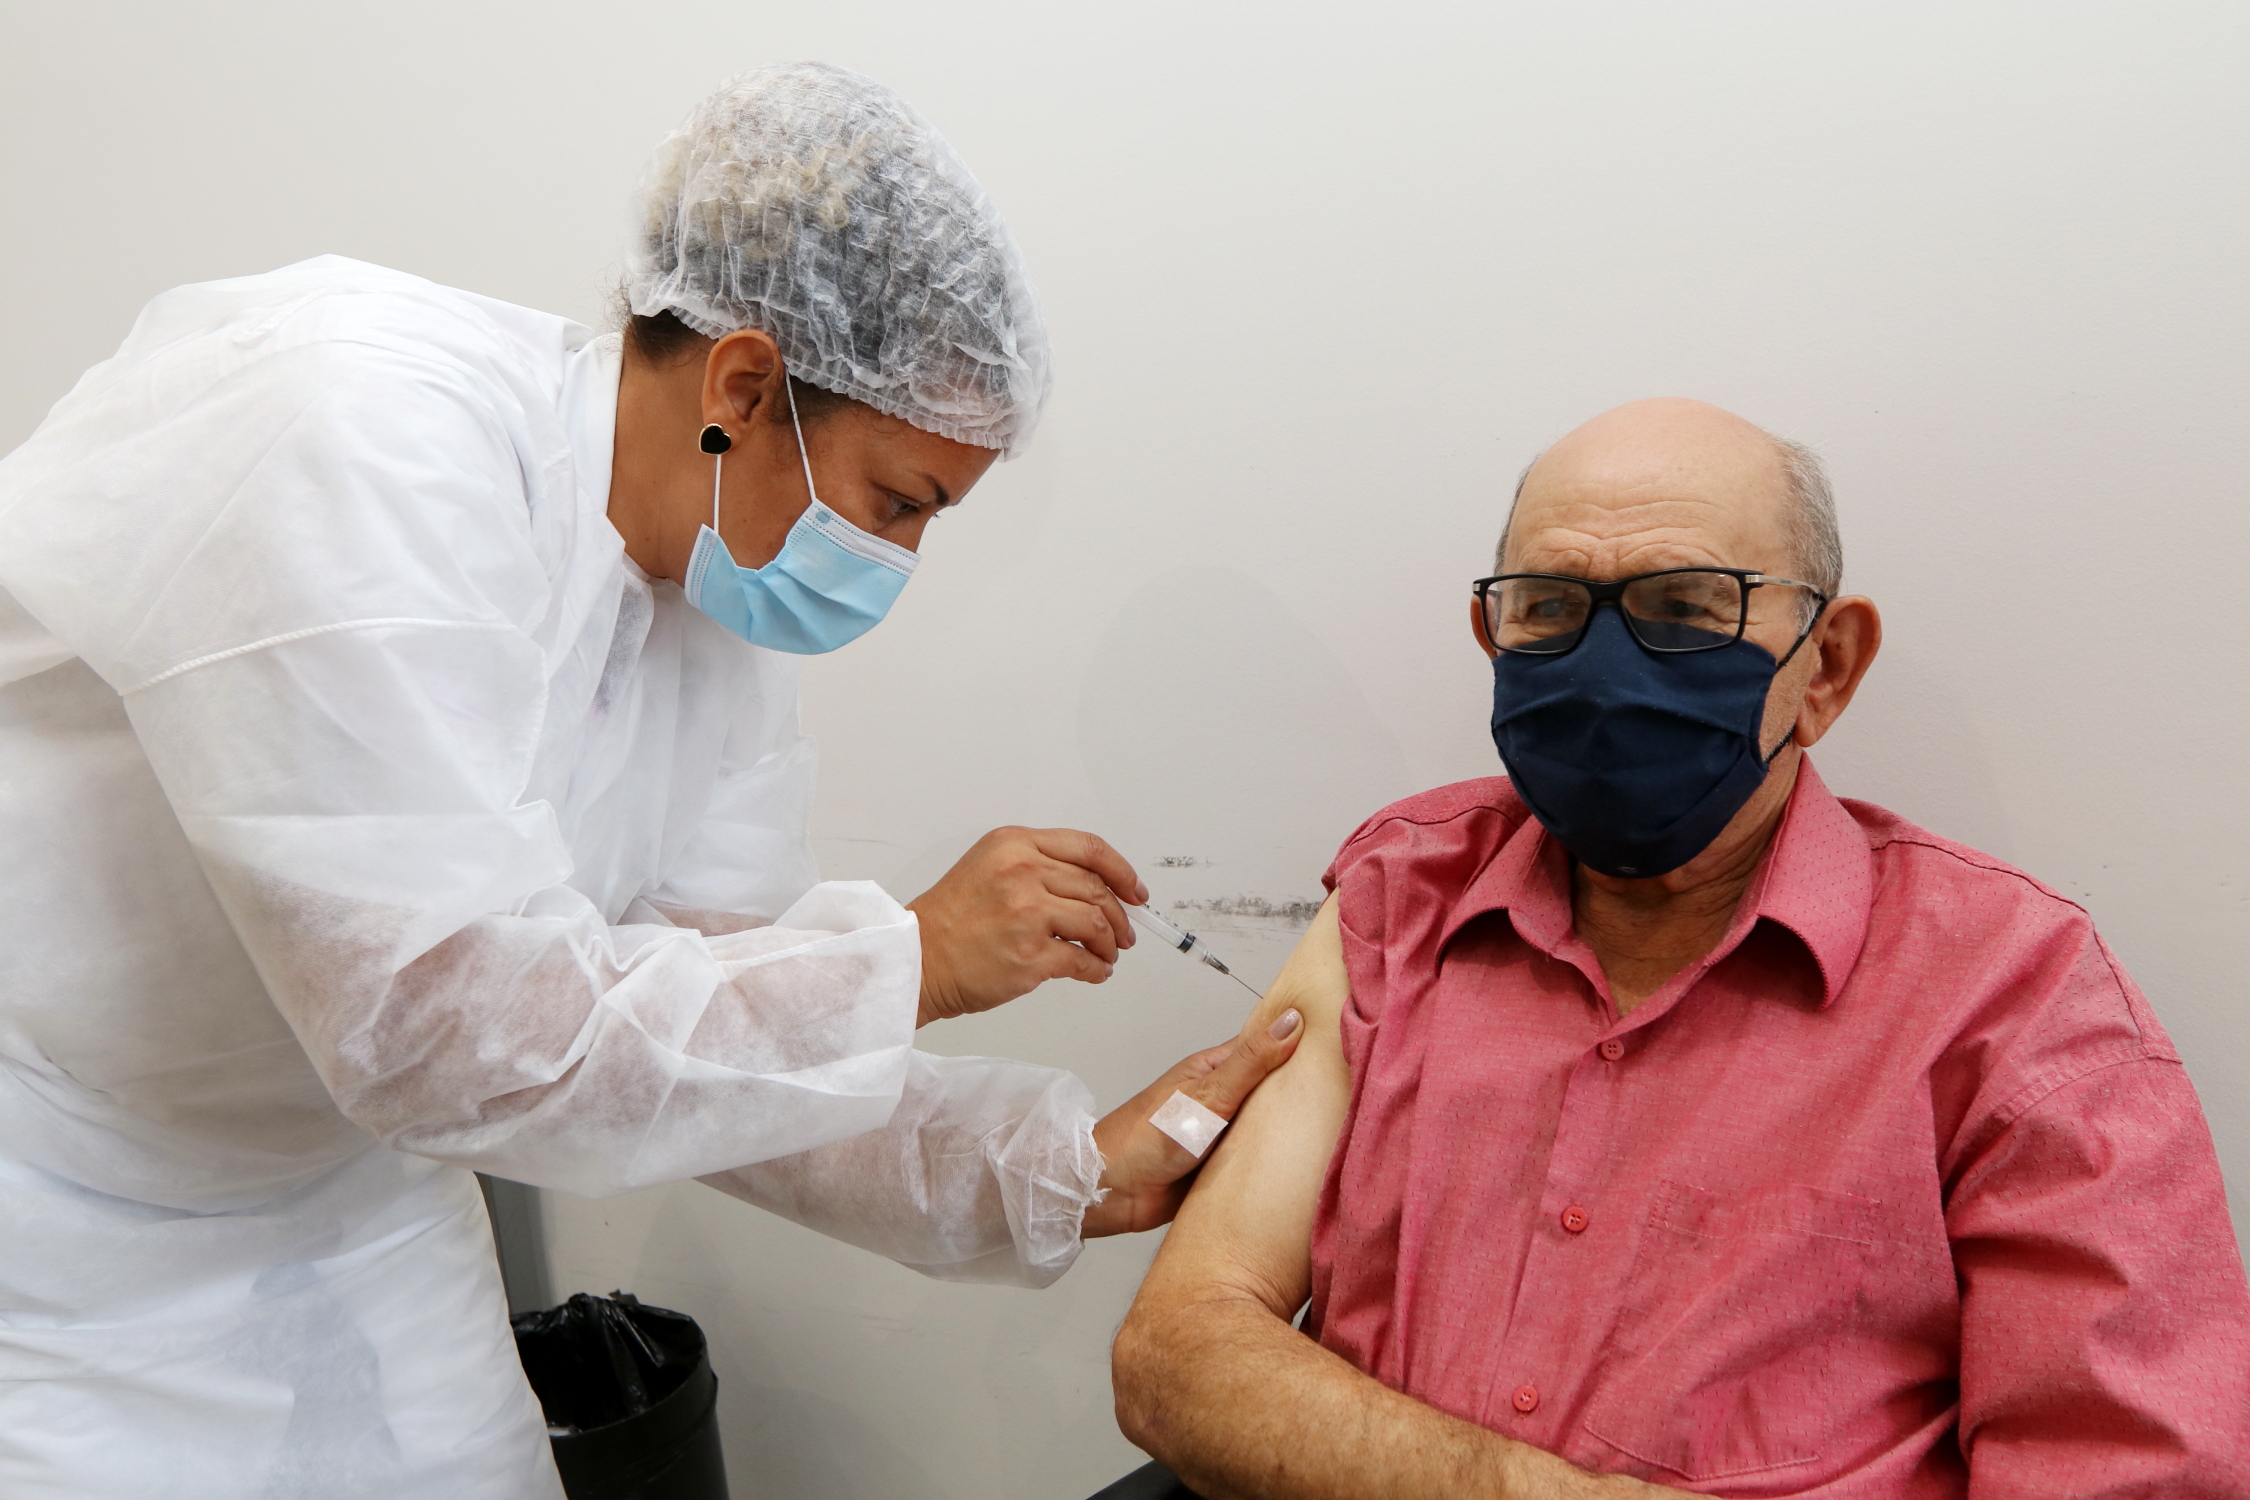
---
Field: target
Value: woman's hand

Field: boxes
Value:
[907,826,1146,1026]
[1081,1006,1307,1237]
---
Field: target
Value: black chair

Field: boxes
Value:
[1086,1460,1201,1499]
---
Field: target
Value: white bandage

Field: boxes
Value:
[1149,1090,1229,1160]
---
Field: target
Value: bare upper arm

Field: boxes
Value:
[1135,895,1352,1320]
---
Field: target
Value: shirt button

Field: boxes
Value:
[1598,1039,1625,1061]
[1512,1383,1540,1413]
[1561,1205,1590,1234]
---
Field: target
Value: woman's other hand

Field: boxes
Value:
[1081,1006,1306,1237]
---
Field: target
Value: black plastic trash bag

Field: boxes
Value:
[1088,1460,1202,1499]
[512,1292,728,1500]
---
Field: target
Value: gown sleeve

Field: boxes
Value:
[701,1050,1106,1287]
[0,297,921,1198]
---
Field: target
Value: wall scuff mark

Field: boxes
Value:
[1169,894,1324,930]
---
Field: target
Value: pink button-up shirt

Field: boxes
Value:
[1310,761,2250,1495]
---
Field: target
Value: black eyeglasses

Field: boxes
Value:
[1472,568,1829,656]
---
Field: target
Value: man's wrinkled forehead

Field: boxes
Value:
[1505,398,1794,577]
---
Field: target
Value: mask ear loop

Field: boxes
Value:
[783,376,820,507]
[698,423,733,535]
[1758,597,1832,766]
[696,371,815,546]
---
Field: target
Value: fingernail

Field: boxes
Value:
[1268,1009,1302,1041]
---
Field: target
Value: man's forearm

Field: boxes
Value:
[1114,1290,1671,1500]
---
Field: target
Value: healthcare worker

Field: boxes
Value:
[0,64,1300,1498]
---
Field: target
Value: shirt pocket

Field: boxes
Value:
[1581,1179,1878,1483]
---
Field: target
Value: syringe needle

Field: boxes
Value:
[1212,962,1263,1000]
[1129,904,1263,999]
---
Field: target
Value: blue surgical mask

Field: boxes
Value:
[1489,606,1803,879]
[683,381,918,654]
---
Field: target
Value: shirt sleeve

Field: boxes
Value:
[1950,1056,2250,1496]
[0,305,921,1198]
[701,1050,1106,1287]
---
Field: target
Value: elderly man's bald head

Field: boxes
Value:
[1470,399,1883,903]
[1499,399,1841,607]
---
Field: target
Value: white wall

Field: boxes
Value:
[6,4,2245,1496]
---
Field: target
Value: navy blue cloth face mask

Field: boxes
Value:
[1489,606,1808,879]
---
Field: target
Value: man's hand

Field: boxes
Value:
[1083,1007,1307,1238]
[907,826,1148,1027]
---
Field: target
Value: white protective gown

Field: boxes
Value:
[0,257,1105,1500]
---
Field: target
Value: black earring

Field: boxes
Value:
[698,424,733,455]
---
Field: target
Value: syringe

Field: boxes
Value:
[1129,904,1262,999]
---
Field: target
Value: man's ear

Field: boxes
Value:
[1469,598,1500,659]
[1794,596,1882,748]
[702,329,788,430]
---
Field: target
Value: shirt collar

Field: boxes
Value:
[1442,757,1874,1010]
[1748,759,1875,1007]
[559,330,624,510]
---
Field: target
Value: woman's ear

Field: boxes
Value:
[702,329,788,429]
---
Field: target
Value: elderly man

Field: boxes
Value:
[1110,398,2250,1498]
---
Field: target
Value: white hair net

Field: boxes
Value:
[627,63,1052,457]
